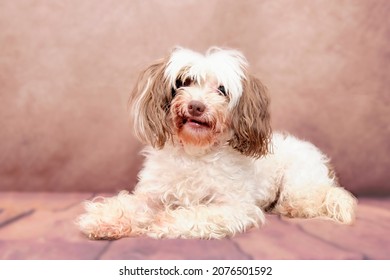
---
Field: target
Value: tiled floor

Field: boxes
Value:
[0,192,389,260]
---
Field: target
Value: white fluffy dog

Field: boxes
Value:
[78,47,357,239]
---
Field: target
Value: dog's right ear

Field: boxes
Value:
[128,57,172,148]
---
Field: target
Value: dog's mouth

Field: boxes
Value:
[182,117,211,129]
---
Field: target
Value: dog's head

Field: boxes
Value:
[129,47,271,157]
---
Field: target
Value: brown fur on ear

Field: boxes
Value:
[229,74,272,158]
[128,57,172,148]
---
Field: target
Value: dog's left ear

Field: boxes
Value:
[229,75,271,158]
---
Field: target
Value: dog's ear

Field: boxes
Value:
[128,57,172,148]
[229,74,271,158]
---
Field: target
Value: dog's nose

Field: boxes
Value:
[188,100,206,117]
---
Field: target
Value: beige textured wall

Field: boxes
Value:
[0,0,389,195]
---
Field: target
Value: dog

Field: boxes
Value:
[77,47,357,239]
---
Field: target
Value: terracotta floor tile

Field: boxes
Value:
[0,192,389,260]
[0,204,85,242]
[0,239,110,260]
[0,192,93,211]
[359,197,390,210]
[356,200,390,229]
[0,208,34,228]
[282,209,390,259]
[100,237,249,260]
[234,215,362,260]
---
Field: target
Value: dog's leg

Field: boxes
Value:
[77,191,153,239]
[273,184,357,224]
[146,203,264,239]
[269,134,357,224]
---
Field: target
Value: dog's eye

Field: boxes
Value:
[176,78,192,88]
[218,85,227,96]
[183,78,192,87]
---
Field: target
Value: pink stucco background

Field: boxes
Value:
[1,0,389,195]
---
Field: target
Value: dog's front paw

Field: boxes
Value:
[77,194,134,240]
[77,214,130,240]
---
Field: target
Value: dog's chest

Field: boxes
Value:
[140,147,258,201]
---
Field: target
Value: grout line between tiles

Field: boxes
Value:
[0,209,36,228]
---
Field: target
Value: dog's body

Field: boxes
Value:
[77,47,357,239]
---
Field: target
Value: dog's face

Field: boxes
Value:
[169,75,231,148]
[129,47,271,157]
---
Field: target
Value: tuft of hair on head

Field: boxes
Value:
[228,74,272,158]
[128,56,173,148]
[165,47,248,109]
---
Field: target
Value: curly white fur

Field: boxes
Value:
[77,47,357,239]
